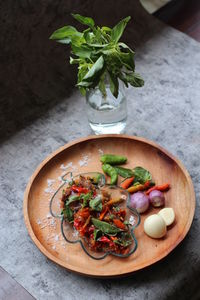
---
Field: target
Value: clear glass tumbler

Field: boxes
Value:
[86,83,127,135]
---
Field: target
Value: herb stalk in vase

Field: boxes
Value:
[50,14,144,134]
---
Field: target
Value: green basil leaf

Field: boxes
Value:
[77,81,93,88]
[89,195,102,212]
[114,232,132,246]
[118,73,129,88]
[102,26,112,32]
[72,13,95,28]
[50,25,80,40]
[109,72,119,98]
[63,205,73,222]
[133,166,152,184]
[91,218,122,235]
[71,44,92,59]
[66,195,80,205]
[124,72,144,87]
[81,55,104,82]
[56,38,71,44]
[82,192,93,207]
[118,42,134,54]
[94,229,102,241]
[70,57,82,65]
[111,16,131,43]
[118,52,135,71]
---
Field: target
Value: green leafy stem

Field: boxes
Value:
[50,14,144,98]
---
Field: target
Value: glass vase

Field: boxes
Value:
[86,83,127,135]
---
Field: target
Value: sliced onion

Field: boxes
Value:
[130,192,149,213]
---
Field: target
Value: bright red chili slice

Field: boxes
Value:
[71,185,89,194]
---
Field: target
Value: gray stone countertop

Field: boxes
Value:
[0,1,200,299]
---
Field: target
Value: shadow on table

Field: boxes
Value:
[0,0,165,142]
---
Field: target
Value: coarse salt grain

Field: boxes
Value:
[60,162,73,170]
[78,155,90,167]
[52,245,56,250]
[47,179,55,187]
[129,215,135,226]
[44,187,54,194]
[36,219,42,225]
[54,234,59,242]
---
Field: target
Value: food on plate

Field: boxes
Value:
[149,190,165,208]
[100,153,172,217]
[61,174,135,255]
[158,208,175,226]
[146,183,170,195]
[100,154,127,165]
[127,181,150,193]
[129,192,149,213]
[144,214,167,238]
[114,166,134,178]
[120,177,134,189]
[102,163,118,185]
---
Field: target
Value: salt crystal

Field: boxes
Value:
[60,162,73,170]
[78,155,90,167]
[47,179,55,187]
[54,234,59,242]
[129,215,135,226]
[46,213,52,218]
[44,187,54,194]
[40,224,48,229]
[36,219,42,225]
[52,245,56,250]
[72,230,79,238]
[58,176,64,182]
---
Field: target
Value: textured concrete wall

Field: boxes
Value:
[0,0,154,140]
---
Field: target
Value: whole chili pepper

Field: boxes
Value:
[71,185,89,194]
[100,154,127,165]
[102,163,118,185]
[146,183,170,195]
[114,166,134,178]
[120,177,134,189]
[113,219,126,230]
[127,181,150,193]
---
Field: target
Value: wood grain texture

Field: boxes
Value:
[23,135,195,277]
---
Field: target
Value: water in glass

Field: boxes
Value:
[86,85,127,135]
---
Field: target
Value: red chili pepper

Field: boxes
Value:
[76,207,90,218]
[71,185,89,194]
[99,206,108,220]
[146,183,170,195]
[120,177,134,189]
[88,225,95,234]
[98,236,111,243]
[113,219,126,230]
[74,218,82,230]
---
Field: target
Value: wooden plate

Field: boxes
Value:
[24,135,195,277]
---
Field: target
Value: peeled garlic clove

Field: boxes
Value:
[158,208,175,226]
[144,214,167,239]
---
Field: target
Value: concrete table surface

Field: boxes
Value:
[0,1,200,299]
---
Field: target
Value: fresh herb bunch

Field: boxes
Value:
[50,14,144,98]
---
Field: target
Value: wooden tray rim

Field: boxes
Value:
[23,134,196,277]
